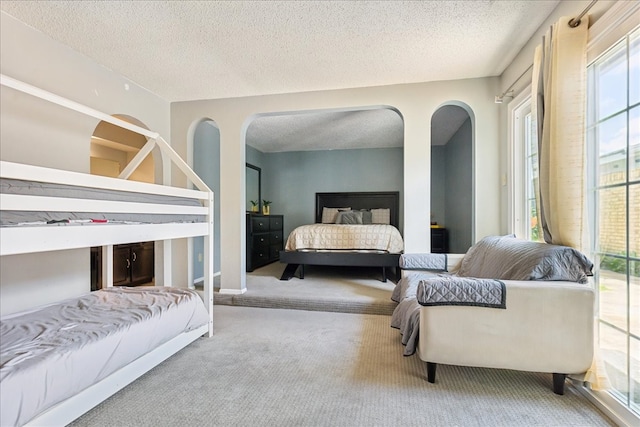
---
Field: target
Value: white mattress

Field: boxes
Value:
[0,286,209,426]
[284,223,404,253]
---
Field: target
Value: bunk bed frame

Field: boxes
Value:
[0,74,214,426]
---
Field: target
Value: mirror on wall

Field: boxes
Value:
[246,163,261,213]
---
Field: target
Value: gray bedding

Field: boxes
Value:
[0,178,205,226]
[1,210,204,226]
[391,272,435,356]
[0,178,200,205]
[0,286,209,426]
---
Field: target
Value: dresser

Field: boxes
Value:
[430,227,449,253]
[246,213,284,272]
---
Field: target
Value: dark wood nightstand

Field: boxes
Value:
[431,227,448,253]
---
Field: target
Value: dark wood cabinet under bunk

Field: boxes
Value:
[91,242,154,290]
[246,213,283,272]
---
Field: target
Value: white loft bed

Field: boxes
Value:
[0,74,214,426]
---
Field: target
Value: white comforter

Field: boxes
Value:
[284,223,404,253]
[0,286,209,426]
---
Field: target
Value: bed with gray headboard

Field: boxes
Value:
[279,191,404,282]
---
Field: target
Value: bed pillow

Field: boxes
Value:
[321,207,351,224]
[336,211,363,224]
[457,234,594,283]
[358,209,373,224]
[371,208,391,224]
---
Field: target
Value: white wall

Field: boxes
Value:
[0,12,171,315]
[171,77,502,293]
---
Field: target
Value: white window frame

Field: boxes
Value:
[507,87,532,239]
[581,3,639,425]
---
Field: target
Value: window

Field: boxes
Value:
[587,25,639,416]
[524,111,542,242]
[510,92,541,241]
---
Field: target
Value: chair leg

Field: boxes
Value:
[427,362,437,383]
[552,373,566,395]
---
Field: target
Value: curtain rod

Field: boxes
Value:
[495,64,533,103]
[495,0,599,103]
[569,0,598,28]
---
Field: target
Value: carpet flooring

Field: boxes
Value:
[214,262,398,315]
[70,305,614,427]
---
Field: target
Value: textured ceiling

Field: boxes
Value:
[1,0,560,151]
[247,108,405,152]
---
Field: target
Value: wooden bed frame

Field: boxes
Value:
[0,74,214,426]
[279,191,402,282]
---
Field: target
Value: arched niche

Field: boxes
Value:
[188,119,221,289]
[89,114,155,183]
[89,115,157,291]
[430,102,474,253]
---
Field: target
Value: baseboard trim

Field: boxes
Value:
[218,288,247,295]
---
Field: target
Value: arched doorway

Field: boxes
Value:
[430,104,473,253]
[242,106,404,277]
[244,106,404,231]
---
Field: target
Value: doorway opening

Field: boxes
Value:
[430,104,473,253]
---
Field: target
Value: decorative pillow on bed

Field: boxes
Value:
[457,234,594,283]
[336,211,363,224]
[357,209,373,224]
[371,208,391,224]
[321,207,351,223]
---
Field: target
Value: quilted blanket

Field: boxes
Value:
[399,253,447,271]
[284,223,404,253]
[417,276,505,308]
[391,273,505,356]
